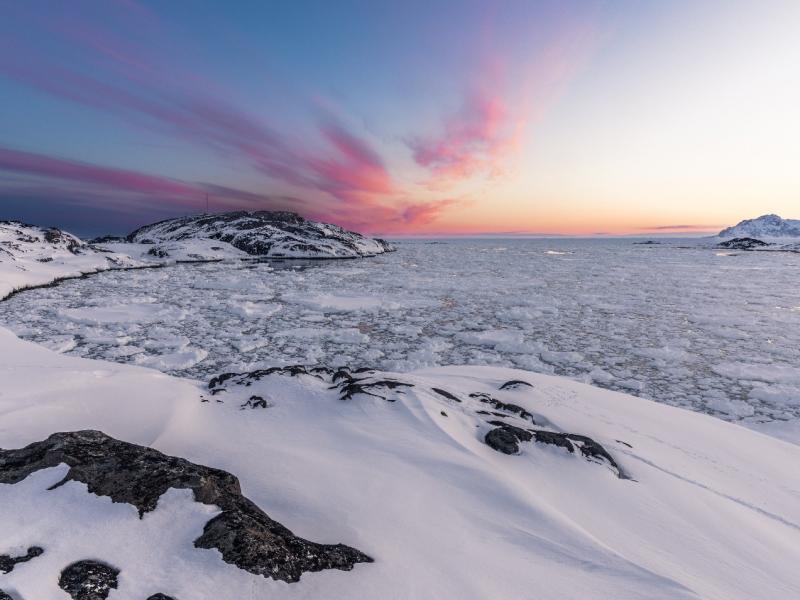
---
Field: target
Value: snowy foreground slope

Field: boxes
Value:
[1,327,799,599]
[100,211,394,260]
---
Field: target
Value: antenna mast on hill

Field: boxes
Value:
[205,192,209,214]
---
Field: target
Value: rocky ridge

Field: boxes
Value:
[208,365,626,478]
[0,430,373,584]
[122,211,394,259]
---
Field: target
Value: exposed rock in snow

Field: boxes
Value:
[718,214,800,238]
[499,379,533,390]
[0,546,43,573]
[483,423,624,476]
[58,559,119,600]
[210,366,625,477]
[484,423,533,454]
[716,237,771,250]
[121,211,394,259]
[0,430,372,583]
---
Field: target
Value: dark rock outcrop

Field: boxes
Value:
[337,378,414,402]
[0,590,13,600]
[431,387,461,402]
[58,560,119,600]
[0,546,43,573]
[716,237,770,250]
[484,425,625,478]
[146,595,176,600]
[209,366,415,404]
[470,392,535,424]
[209,365,335,393]
[0,431,372,583]
[499,380,532,390]
[485,424,533,454]
[240,395,269,409]
[43,228,83,254]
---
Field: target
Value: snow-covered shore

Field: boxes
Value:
[1,213,394,299]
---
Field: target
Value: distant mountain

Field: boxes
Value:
[124,211,394,259]
[718,214,800,238]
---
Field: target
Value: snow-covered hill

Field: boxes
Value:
[717,214,800,239]
[1,213,394,299]
[112,211,394,260]
[0,221,139,299]
[0,327,798,599]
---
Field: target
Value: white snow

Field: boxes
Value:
[0,327,799,598]
[57,302,185,325]
[281,293,399,312]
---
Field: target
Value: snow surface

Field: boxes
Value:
[1,327,799,599]
[5,239,799,439]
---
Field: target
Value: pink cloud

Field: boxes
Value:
[409,21,601,190]
[409,86,522,185]
[0,147,197,199]
[0,146,304,213]
[0,2,455,234]
[306,121,393,199]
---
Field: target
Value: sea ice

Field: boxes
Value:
[2,238,800,432]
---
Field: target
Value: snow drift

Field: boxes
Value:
[0,326,799,599]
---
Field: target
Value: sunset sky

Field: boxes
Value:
[1,0,798,236]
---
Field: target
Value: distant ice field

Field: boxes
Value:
[3,238,799,432]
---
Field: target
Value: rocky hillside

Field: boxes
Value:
[0,221,137,299]
[123,211,394,259]
[1,212,394,298]
[718,214,800,238]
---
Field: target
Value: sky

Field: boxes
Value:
[0,0,798,237]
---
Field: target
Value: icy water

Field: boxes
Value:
[3,239,800,426]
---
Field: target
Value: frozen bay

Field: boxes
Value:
[3,238,799,433]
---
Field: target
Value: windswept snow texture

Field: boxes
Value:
[123,211,393,259]
[2,239,800,436]
[1,329,800,599]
